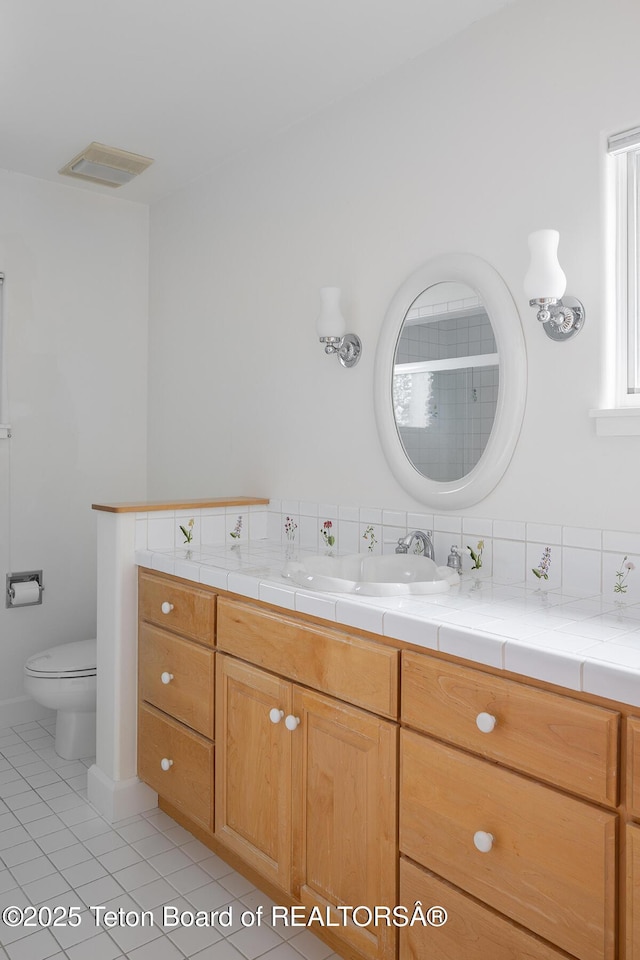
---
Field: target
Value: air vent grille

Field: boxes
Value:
[59,142,153,187]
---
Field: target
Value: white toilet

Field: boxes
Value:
[24,639,97,761]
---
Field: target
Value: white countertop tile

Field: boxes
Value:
[135,539,640,707]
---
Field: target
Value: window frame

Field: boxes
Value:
[590,127,640,434]
[609,126,640,405]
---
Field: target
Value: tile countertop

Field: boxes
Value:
[135,539,640,709]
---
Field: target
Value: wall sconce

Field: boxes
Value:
[316,287,362,367]
[524,229,585,341]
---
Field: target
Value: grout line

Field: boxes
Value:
[0,721,340,960]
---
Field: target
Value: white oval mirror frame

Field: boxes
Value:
[374,253,527,509]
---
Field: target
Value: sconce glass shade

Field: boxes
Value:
[524,229,567,300]
[316,287,347,338]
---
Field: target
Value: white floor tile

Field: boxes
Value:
[66,931,124,960]
[83,830,128,857]
[36,828,77,853]
[147,848,192,876]
[130,877,179,911]
[1,839,42,866]
[21,871,71,905]
[5,926,61,960]
[112,860,160,891]
[11,855,57,885]
[97,843,142,873]
[75,873,127,906]
[0,721,302,960]
[128,936,183,960]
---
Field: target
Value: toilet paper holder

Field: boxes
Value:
[6,571,44,608]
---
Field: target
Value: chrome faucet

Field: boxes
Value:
[395,530,434,560]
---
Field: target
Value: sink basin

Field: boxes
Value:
[282,553,459,597]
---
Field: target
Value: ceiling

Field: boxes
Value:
[2,0,515,205]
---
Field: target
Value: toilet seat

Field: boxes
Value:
[24,639,96,679]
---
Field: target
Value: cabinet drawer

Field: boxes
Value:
[400,730,616,960]
[139,569,215,645]
[139,624,214,738]
[402,651,619,806]
[138,703,213,831]
[217,598,398,718]
[399,857,567,960]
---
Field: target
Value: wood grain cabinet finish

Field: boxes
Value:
[138,703,214,831]
[627,823,640,959]
[135,571,636,960]
[215,655,292,891]
[400,730,616,960]
[215,652,398,960]
[139,623,214,738]
[291,684,397,960]
[217,597,398,718]
[138,570,216,835]
[628,717,640,818]
[399,857,567,960]
[139,568,215,645]
[402,651,619,807]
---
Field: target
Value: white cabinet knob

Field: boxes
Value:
[476,711,497,733]
[161,601,174,615]
[161,672,174,685]
[160,758,174,771]
[269,708,284,724]
[473,830,494,853]
[284,714,300,731]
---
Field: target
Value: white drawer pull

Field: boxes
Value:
[161,601,174,615]
[269,708,284,724]
[285,714,300,731]
[473,830,494,853]
[160,758,174,771]
[476,712,497,733]
[161,672,174,685]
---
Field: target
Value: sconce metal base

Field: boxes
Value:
[530,296,585,341]
[319,333,362,368]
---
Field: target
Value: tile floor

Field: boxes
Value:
[0,720,340,960]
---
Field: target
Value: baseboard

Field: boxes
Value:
[0,696,55,729]
[87,764,158,823]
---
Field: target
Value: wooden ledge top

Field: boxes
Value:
[92,496,269,514]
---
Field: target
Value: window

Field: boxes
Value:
[591,127,640,434]
[609,126,640,402]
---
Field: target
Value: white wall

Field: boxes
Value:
[147,0,640,533]
[0,171,148,723]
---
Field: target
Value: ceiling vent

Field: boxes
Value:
[58,142,153,188]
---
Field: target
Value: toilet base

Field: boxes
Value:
[55,710,96,761]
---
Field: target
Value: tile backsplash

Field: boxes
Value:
[133,497,640,603]
[268,499,640,602]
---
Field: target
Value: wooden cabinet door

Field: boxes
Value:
[628,823,640,960]
[291,686,398,960]
[215,655,292,892]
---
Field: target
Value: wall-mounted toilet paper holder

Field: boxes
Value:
[6,571,44,608]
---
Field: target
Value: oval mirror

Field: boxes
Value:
[374,253,526,509]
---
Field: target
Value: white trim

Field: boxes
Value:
[608,125,640,154]
[607,132,640,412]
[0,696,54,729]
[87,765,157,822]
[589,407,640,436]
[374,252,527,509]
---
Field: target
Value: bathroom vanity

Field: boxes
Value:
[135,564,639,960]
